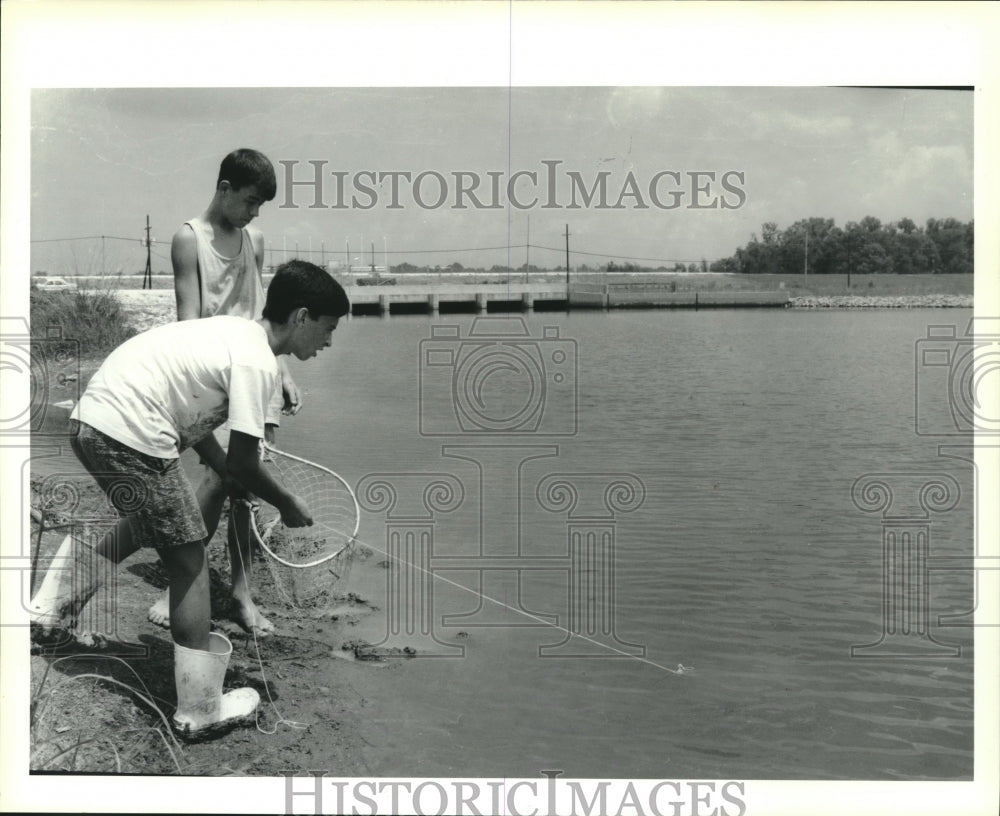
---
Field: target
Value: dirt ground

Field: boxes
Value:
[27,447,404,777]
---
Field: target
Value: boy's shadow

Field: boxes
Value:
[32,633,178,718]
[32,630,278,728]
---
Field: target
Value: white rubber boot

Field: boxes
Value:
[171,632,260,742]
[29,535,109,642]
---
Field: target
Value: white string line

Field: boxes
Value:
[341,522,692,678]
[230,506,308,735]
[244,451,691,686]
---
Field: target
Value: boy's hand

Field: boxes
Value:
[279,360,301,415]
[282,379,301,415]
[281,494,313,528]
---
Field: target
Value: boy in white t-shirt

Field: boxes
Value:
[29,260,350,741]
[147,147,296,637]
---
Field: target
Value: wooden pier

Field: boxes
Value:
[346,282,568,315]
[346,282,790,315]
[72,276,791,316]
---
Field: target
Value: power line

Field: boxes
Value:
[264,243,531,257]
[34,233,720,267]
[529,242,717,265]
[30,235,144,244]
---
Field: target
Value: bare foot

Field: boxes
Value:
[232,596,274,637]
[147,591,171,629]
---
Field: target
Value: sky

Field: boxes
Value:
[29,85,973,275]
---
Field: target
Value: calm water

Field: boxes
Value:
[280,308,975,780]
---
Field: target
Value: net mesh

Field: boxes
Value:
[253,447,359,616]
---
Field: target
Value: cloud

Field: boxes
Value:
[748,108,853,140]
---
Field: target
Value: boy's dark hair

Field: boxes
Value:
[217,148,277,201]
[263,260,351,323]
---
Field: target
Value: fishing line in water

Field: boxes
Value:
[345,526,694,678]
[233,501,693,707]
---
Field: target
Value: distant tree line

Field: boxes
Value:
[379,216,972,276]
[711,217,973,275]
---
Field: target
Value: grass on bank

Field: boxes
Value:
[30,286,138,356]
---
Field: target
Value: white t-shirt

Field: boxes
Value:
[72,316,278,459]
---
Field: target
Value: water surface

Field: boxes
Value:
[281,308,975,780]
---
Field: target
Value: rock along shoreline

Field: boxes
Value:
[788,294,973,309]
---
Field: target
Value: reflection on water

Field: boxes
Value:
[284,308,975,780]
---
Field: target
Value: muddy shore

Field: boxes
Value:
[28,460,402,775]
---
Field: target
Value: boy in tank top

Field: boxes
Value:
[148,148,297,636]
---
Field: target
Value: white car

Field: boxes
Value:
[34,276,76,292]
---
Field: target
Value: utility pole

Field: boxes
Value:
[846,232,852,289]
[564,224,571,308]
[142,215,153,290]
[804,228,809,276]
[526,215,530,277]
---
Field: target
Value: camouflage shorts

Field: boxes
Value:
[69,420,207,550]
